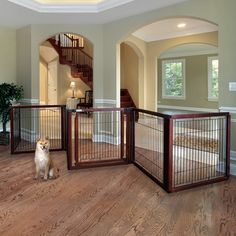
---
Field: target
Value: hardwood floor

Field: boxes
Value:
[0,145,235,236]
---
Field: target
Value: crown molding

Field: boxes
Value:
[7,0,134,13]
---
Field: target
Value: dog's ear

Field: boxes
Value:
[36,137,41,142]
[45,136,50,141]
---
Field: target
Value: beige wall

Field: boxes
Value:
[16,26,32,99]
[158,54,218,109]
[120,43,139,107]
[0,26,16,84]
[83,38,93,58]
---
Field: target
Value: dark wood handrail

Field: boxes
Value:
[64,33,73,41]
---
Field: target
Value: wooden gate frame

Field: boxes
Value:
[66,107,135,170]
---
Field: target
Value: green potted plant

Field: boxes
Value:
[0,83,23,145]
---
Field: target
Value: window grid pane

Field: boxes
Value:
[162,60,185,98]
[208,57,219,100]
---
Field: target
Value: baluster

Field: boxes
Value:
[71,35,74,63]
[58,34,61,47]
[76,49,78,64]
[81,37,84,48]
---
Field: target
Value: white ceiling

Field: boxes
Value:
[1,0,218,42]
[133,18,218,42]
[0,0,189,28]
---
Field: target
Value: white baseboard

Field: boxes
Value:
[231,151,236,161]
[94,99,116,108]
[21,128,38,142]
[219,106,236,113]
[230,164,236,176]
[219,107,236,122]
[157,105,218,113]
[230,151,236,176]
[92,134,120,145]
[20,99,39,105]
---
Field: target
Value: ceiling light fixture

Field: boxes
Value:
[177,23,186,28]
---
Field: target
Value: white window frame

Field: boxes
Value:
[162,59,186,100]
[208,56,219,101]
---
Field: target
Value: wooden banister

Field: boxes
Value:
[48,33,93,89]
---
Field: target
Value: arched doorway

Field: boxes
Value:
[120,42,145,109]
[158,43,218,114]
[39,32,93,105]
[119,17,218,111]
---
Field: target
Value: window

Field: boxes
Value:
[208,56,219,101]
[162,59,185,99]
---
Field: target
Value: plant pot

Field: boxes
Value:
[0,131,10,145]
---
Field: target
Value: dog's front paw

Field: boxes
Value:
[43,176,48,181]
[34,175,39,180]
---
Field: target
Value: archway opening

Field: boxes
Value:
[158,43,218,114]
[39,32,93,105]
[118,17,218,111]
[120,42,143,109]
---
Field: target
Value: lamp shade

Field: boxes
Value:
[70,81,76,88]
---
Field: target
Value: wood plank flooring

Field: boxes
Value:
[0,145,235,236]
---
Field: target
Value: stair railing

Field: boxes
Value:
[49,33,93,84]
[56,34,92,66]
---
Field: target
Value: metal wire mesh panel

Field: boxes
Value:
[11,105,65,153]
[67,108,127,168]
[172,115,228,188]
[134,111,165,184]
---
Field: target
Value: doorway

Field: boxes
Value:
[47,60,58,105]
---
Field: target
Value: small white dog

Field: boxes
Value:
[34,137,59,180]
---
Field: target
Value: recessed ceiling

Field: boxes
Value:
[1,0,190,28]
[35,0,104,3]
[7,0,135,13]
[133,18,218,42]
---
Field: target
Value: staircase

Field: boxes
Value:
[48,34,93,89]
[120,89,136,108]
[120,89,139,120]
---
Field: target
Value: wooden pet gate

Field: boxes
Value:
[66,108,134,169]
[10,106,230,192]
[10,105,66,153]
